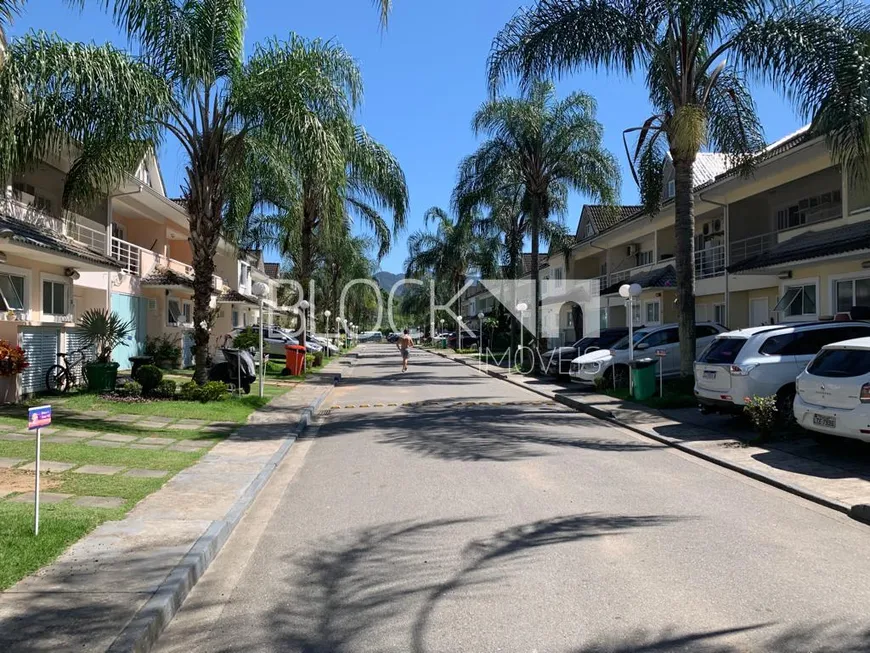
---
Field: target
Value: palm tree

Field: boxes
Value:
[405,207,500,330]
[250,124,408,344]
[82,0,395,381]
[456,80,619,362]
[488,0,870,376]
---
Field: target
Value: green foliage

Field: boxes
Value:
[136,365,163,394]
[144,335,182,369]
[79,309,134,363]
[744,395,779,440]
[180,380,228,403]
[117,380,142,398]
[233,328,259,351]
[153,379,177,400]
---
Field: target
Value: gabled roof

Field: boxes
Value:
[140,267,194,289]
[576,205,644,239]
[600,264,677,296]
[0,214,121,269]
[263,262,280,279]
[728,221,870,273]
[217,289,258,305]
[690,152,730,187]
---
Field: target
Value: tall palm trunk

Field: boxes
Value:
[674,157,697,377]
[529,195,543,371]
[298,196,317,347]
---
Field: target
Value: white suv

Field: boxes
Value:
[694,321,870,418]
[794,337,870,442]
[569,322,726,386]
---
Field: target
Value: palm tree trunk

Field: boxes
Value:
[189,205,221,385]
[530,196,542,372]
[674,157,697,377]
[298,200,316,347]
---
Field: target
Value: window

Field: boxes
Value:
[599,307,608,329]
[111,223,126,240]
[554,267,563,287]
[776,189,841,230]
[642,328,679,348]
[42,280,66,316]
[13,182,52,213]
[636,250,653,266]
[240,263,250,288]
[774,283,816,318]
[182,302,192,324]
[835,278,870,313]
[808,348,870,378]
[167,298,182,325]
[696,325,721,338]
[232,310,239,328]
[0,273,25,311]
[645,300,660,323]
[666,179,675,199]
[786,327,860,356]
[631,302,642,325]
[759,333,796,356]
[714,303,726,325]
[699,337,747,364]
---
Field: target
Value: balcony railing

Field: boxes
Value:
[730,233,776,265]
[695,245,725,279]
[4,198,107,253]
[110,236,223,290]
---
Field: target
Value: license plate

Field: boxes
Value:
[703,370,716,379]
[813,414,836,429]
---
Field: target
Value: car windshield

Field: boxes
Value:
[699,337,748,364]
[807,348,870,378]
[570,338,595,350]
[610,330,650,351]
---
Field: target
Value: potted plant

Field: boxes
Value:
[0,339,28,403]
[79,308,133,392]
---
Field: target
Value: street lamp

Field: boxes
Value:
[336,315,341,350]
[477,312,485,367]
[457,316,463,351]
[516,302,528,369]
[252,281,269,398]
[618,283,642,394]
[324,310,332,358]
[300,299,310,372]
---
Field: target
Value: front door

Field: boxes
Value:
[110,293,146,369]
[750,298,768,327]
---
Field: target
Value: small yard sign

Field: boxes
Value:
[28,405,52,430]
[655,349,667,358]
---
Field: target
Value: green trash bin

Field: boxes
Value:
[629,358,658,400]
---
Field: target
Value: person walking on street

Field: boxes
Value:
[397,328,414,372]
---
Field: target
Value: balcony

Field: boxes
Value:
[111,237,223,290]
[4,197,107,253]
[730,233,776,265]
[695,245,725,279]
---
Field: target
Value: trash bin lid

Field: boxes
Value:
[628,358,657,368]
[285,344,306,351]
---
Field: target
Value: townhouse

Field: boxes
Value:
[2,151,284,394]
[562,127,870,338]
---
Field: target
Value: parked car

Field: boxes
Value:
[448,329,488,350]
[542,328,629,377]
[570,322,727,387]
[358,331,383,342]
[387,332,401,343]
[794,336,870,441]
[310,335,340,355]
[231,326,297,357]
[695,321,870,418]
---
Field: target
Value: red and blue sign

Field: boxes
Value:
[28,405,51,430]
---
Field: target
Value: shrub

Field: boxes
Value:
[145,334,182,369]
[179,380,227,403]
[0,339,28,377]
[117,380,142,397]
[313,350,324,368]
[744,395,778,440]
[153,379,177,399]
[136,365,163,394]
[233,328,259,351]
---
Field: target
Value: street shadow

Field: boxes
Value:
[319,403,660,462]
[256,513,685,653]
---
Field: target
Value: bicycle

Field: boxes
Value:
[45,347,91,394]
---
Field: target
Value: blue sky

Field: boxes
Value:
[11,0,803,273]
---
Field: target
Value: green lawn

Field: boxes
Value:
[40,387,281,423]
[0,439,201,470]
[0,502,119,590]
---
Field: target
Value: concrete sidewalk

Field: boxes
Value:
[0,354,355,653]
[436,349,870,522]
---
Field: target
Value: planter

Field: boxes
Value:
[84,361,120,393]
[0,375,20,404]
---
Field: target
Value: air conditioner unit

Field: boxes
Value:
[626,244,640,256]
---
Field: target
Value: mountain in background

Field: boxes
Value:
[374,271,406,295]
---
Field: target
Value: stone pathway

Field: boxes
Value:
[0,424,226,451]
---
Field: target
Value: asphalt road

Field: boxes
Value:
[155,345,870,653]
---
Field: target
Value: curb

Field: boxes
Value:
[110,358,354,653]
[438,350,861,522]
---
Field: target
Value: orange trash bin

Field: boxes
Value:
[284,344,306,376]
